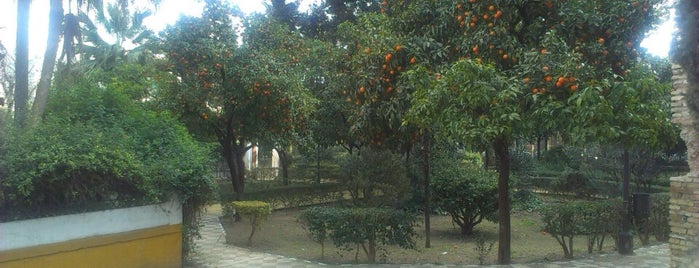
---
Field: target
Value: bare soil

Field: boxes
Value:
[221,208,622,265]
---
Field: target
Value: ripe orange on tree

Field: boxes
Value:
[385,53,393,62]
[494,10,503,19]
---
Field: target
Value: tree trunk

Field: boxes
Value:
[31,0,63,124]
[422,130,431,248]
[234,142,247,198]
[492,135,511,264]
[14,0,30,128]
[461,224,474,236]
[618,148,634,254]
[275,147,290,185]
[221,138,247,201]
[536,134,541,159]
[221,141,240,199]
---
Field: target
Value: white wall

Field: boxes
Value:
[0,198,181,251]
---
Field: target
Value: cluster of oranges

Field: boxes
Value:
[347,44,408,106]
[456,3,504,30]
[526,73,579,95]
[455,2,516,66]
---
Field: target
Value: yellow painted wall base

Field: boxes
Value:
[0,224,182,268]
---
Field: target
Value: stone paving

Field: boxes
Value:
[186,205,671,268]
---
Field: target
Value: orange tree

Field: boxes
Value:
[158,0,314,200]
[363,0,667,264]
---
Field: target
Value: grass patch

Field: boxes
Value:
[221,207,628,265]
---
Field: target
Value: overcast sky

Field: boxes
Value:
[0,0,675,62]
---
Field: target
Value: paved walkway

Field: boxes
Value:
[186,206,671,268]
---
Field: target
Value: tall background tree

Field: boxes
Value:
[29,0,62,125]
[14,0,30,128]
[30,0,161,124]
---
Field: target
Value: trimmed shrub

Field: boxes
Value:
[541,201,581,259]
[231,201,272,246]
[541,200,620,258]
[340,148,411,207]
[298,207,417,263]
[432,161,498,235]
[579,200,617,253]
[297,206,332,259]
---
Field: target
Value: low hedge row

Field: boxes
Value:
[220,183,344,210]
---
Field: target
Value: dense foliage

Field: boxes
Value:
[298,206,417,263]
[0,64,215,258]
[1,0,681,264]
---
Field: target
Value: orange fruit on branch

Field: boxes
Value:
[385,53,393,62]
[494,10,503,19]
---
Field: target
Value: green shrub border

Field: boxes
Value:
[220,183,344,210]
[298,206,417,263]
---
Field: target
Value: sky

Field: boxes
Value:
[0,0,676,64]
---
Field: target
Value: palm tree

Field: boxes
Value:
[30,0,160,123]
[78,3,155,71]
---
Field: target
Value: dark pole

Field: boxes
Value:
[618,148,634,254]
